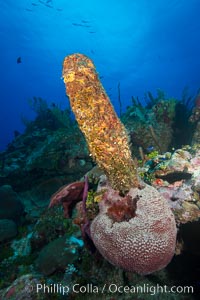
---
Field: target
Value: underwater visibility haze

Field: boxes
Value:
[1,0,200,299]
[1,0,200,150]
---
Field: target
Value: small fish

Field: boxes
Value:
[31,2,38,6]
[72,22,82,27]
[89,31,96,34]
[146,146,154,153]
[17,57,22,64]
[44,3,53,8]
[25,8,33,12]
[81,20,90,23]
[72,22,91,28]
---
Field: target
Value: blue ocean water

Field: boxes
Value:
[0,0,200,150]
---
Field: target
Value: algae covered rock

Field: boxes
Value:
[0,274,44,300]
[0,219,17,242]
[0,185,24,223]
[35,235,83,275]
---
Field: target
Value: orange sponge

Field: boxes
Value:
[62,53,138,194]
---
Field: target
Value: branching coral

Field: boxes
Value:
[62,53,138,195]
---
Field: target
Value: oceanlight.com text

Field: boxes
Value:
[29,282,194,296]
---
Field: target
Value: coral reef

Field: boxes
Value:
[139,147,200,225]
[190,107,200,145]
[0,96,93,194]
[62,53,138,194]
[24,96,72,132]
[136,144,200,274]
[1,55,200,298]
[122,92,177,154]
[122,90,194,155]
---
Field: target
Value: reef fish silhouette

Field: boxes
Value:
[17,57,22,64]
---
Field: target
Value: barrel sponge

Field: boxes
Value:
[62,53,138,194]
[90,184,177,274]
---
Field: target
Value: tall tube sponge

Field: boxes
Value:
[62,53,139,195]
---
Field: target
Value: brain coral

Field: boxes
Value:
[90,183,177,275]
